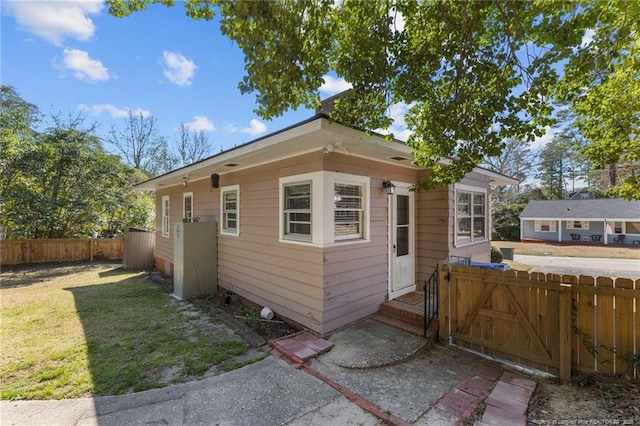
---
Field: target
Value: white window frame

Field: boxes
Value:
[567,220,590,230]
[183,192,193,222]
[454,184,487,246]
[161,195,170,237]
[534,220,557,233]
[613,221,623,234]
[220,185,240,236]
[279,171,370,246]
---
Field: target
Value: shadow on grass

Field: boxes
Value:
[65,276,249,397]
[0,261,123,289]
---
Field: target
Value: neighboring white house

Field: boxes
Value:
[519,199,640,245]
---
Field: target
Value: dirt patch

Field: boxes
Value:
[528,372,640,424]
[192,292,302,341]
[492,241,640,259]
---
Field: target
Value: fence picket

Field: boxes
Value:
[442,266,639,381]
[0,239,124,265]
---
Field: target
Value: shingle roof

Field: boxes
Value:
[519,199,640,220]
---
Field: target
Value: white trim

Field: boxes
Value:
[454,184,488,247]
[388,183,416,300]
[278,171,370,246]
[161,195,170,238]
[534,220,557,233]
[220,185,240,236]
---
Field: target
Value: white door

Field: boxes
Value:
[389,185,415,298]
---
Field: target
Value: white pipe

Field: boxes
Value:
[260,307,274,320]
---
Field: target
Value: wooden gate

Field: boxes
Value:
[439,264,572,380]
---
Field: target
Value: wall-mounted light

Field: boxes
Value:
[382,180,395,195]
[182,175,190,187]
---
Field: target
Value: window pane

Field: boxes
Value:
[289,223,311,235]
[473,193,485,215]
[473,217,485,238]
[334,183,362,209]
[335,211,361,236]
[397,226,409,256]
[285,184,311,210]
[626,222,640,234]
[457,192,471,216]
[457,218,471,238]
[397,195,409,226]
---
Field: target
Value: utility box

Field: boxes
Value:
[501,247,514,260]
[173,222,217,300]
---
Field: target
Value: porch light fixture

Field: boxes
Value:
[382,180,395,195]
[182,175,190,187]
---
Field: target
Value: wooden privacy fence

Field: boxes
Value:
[0,238,124,266]
[439,264,639,381]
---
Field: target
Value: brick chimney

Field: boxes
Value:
[315,89,352,117]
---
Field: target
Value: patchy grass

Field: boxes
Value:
[493,241,640,259]
[0,263,249,400]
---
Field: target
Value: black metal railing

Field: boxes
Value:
[423,265,439,339]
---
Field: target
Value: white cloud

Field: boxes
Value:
[389,7,405,33]
[240,119,267,136]
[581,29,596,48]
[56,48,109,82]
[319,75,352,96]
[4,0,102,45]
[185,116,215,132]
[531,126,557,150]
[81,104,150,119]
[162,51,197,86]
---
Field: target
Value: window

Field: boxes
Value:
[567,221,589,230]
[626,222,640,234]
[279,172,369,245]
[535,220,557,233]
[183,192,193,222]
[220,185,239,236]
[283,182,312,241]
[334,183,364,240]
[162,195,170,237]
[455,185,486,245]
[613,221,623,233]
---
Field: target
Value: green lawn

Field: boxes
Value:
[1,264,254,400]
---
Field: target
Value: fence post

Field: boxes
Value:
[89,238,94,262]
[558,283,573,382]
[438,264,449,343]
[26,240,32,264]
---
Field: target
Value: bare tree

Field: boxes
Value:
[107,111,176,177]
[175,123,213,167]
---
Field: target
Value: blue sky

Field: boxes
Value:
[1,0,354,154]
[2,0,560,160]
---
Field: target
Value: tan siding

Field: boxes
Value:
[319,154,413,332]
[415,184,451,282]
[217,152,326,333]
[154,179,220,274]
[152,145,494,334]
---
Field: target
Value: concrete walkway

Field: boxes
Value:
[0,356,378,426]
[1,321,538,426]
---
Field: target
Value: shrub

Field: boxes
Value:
[490,246,504,263]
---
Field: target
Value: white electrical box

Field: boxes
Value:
[173,222,217,299]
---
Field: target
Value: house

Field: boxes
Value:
[519,199,640,244]
[136,111,516,335]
